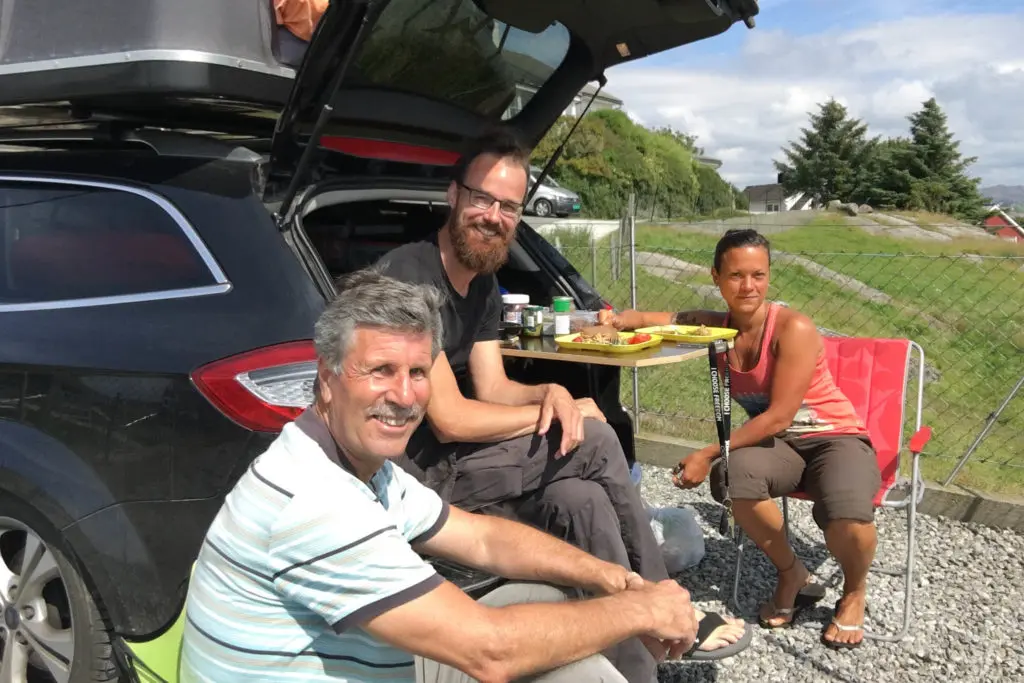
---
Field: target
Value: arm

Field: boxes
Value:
[414,505,632,596]
[426,351,539,443]
[363,577,693,683]
[601,308,727,330]
[469,340,549,407]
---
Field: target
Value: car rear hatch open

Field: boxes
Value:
[0,0,757,199]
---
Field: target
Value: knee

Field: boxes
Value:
[583,420,622,452]
[581,421,629,474]
[541,479,612,516]
[710,448,773,502]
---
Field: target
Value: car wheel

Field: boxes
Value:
[0,496,117,683]
[533,199,552,217]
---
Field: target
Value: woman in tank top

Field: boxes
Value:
[602,229,881,650]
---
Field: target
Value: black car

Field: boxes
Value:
[0,0,758,680]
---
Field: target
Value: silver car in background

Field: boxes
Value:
[527,166,582,217]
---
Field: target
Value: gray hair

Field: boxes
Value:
[314,267,446,372]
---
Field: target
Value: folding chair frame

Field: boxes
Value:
[729,340,930,643]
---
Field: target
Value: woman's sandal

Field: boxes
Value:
[821,599,865,650]
[682,612,753,661]
[757,558,827,630]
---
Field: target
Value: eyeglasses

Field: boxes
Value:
[459,183,523,219]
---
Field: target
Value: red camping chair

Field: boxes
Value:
[729,337,932,642]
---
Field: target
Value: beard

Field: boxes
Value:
[449,213,513,275]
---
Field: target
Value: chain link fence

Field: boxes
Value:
[546,224,1024,493]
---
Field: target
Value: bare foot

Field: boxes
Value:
[693,609,746,652]
[822,592,866,647]
[758,560,812,627]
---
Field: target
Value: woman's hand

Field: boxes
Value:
[598,309,646,330]
[671,446,718,489]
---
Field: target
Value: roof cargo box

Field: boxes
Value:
[0,0,296,109]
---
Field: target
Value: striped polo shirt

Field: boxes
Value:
[180,409,450,683]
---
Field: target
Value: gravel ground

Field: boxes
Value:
[637,464,1024,683]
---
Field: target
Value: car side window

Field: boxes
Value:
[0,180,216,304]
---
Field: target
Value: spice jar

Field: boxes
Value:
[552,296,572,336]
[501,294,529,338]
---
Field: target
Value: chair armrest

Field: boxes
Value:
[908,426,932,455]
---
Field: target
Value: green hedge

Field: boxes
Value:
[530,110,741,220]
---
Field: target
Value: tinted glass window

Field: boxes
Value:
[353,0,571,119]
[0,182,215,303]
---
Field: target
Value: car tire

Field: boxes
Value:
[0,493,118,683]
[533,199,552,217]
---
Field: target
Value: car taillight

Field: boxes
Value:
[191,341,317,432]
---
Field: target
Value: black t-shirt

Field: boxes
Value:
[377,234,503,462]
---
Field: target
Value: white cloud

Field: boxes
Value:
[606,12,1024,188]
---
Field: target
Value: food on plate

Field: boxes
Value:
[695,323,711,336]
[579,325,620,344]
[625,333,652,345]
[569,326,654,347]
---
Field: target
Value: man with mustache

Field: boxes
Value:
[377,129,747,682]
[179,269,703,683]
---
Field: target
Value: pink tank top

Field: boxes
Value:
[725,304,867,438]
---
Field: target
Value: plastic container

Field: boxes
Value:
[552,296,572,336]
[523,305,544,337]
[569,310,599,333]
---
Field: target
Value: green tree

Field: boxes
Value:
[860,137,914,209]
[774,99,875,205]
[902,98,987,219]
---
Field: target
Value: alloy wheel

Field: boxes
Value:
[534,199,552,217]
[0,518,74,683]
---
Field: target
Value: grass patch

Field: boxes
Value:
[545,219,1024,494]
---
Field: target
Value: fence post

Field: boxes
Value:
[626,192,640,435]
[943,374,1024,486]
[590,230,598,288]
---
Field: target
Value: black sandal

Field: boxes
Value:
[682,612,752,661]
[758,559,827,630]
[821,598,865,650]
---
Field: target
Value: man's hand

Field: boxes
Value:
[631,580,699,658]
[537,384,584,457]
[575,398,607,423]
[587,563,644,596]
[671,446,717,489]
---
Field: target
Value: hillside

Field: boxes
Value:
[981,184,1024,209]
[548,211,1024,493]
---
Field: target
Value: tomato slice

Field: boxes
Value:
[626,333,652,345]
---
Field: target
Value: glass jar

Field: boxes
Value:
[523,305,544,337]
[501,293,529,338]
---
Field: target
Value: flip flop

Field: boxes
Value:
[682,612,753,661]
[821,599,865,650]
[757,582,827,629]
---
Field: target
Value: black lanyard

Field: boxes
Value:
[707,339,734,535]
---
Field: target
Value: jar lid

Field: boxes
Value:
[501,293,530,305]
[551,296,572,312]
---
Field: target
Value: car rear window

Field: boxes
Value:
[352,0,571,119]
[0,180,216,305]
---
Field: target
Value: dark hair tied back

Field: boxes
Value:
[713,228,771,271]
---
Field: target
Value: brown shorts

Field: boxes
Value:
[709,434,881,529]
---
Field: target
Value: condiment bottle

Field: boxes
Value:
[552,296,572,336]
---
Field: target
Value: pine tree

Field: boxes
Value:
[903,98,986,219]
[774,99,874,206]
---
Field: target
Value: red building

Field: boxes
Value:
[982,206,1024,242]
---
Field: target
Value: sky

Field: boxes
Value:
[604,0,1024,190]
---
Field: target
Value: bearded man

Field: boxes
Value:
[376,128,747,683]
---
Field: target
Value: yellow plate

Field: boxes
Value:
[554,332,663,354]
[634,324,738,344]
